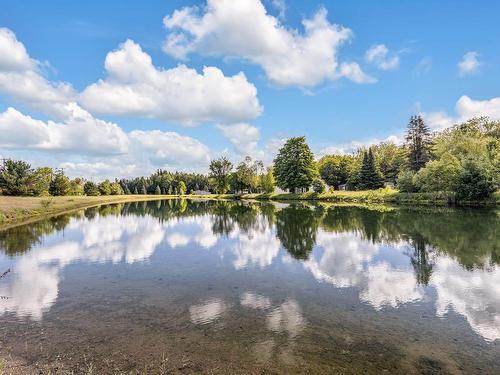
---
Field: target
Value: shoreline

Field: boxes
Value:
[1,190,498,230]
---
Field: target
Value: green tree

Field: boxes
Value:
[84,181,100,196]
[273,136,318,192]
[133,186,139,194]
[405,115,433,171]
[98,180,112,195]
[317,155,354,189]
[139,184,147,195]
[231,156,263,193]
[209,157,233,193]
[69,177,85,196]
[49,171,70,196]
[413,153,463,192]
[312,178,325,193]
[396,170,417,192]
[456,161,496,201]
[155,185,161,195]
[372,142,406,182]
[110,182,123,195]
[259,167,275,193]
[357,148,384,190]
[29,167,53,196]
[0,160,32,196]
[178,181,187,195]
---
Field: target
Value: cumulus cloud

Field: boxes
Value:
[163,0,372,87]
[424,95,500,131]
[458,51,480,76]
[79,40,262,125]
[0,103,129,154]
[365,44,400,71]
[0,106,212,178]
[0,28,75,117]
[216,123,261,155]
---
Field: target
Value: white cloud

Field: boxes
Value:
[0,103,129,154]
[339,62,377,84]
[319,134,403,156]
[424,95,500,131]
[163,0,372,87]
[79,40,262,125]
[365,44,400,71]
[458,51,480,76]
[0,106,212,178]
[0,28,76,118]
[216,123,261,155]
[189,297,228,324]
[271,0,286,19]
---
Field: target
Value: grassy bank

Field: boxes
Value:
[242,189,500,206]
[0,194,233,230]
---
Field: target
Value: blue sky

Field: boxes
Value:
[1,0,499,178]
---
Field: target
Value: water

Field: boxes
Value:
[0,199,498,374]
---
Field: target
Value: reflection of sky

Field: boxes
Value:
[0,206,498,342]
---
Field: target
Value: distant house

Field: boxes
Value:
[338,183,348,191]
[192,190,211,195]
[384,182,395,189]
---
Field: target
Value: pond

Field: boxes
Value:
[0,199,498,374]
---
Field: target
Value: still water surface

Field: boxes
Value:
[0,199,498,374]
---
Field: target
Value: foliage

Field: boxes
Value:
[317,155,353,188]
[259,167,275,193]
[110,182,123,195]
[357,148,384,190]
[456,161,496,201]
[396,170,417,193]
[273,136,318,192]
[155,185,161,195]
[413,153,462,192]
[230,156,263,193]
[0,160,33,196]
[178,181,187,195]
[69,177,85,196]
[405,115,433,171]
[29,167,53,196]
[49,171,70,196]
[312,178,326,193]
[98,180,112,195]
[372,142,406,182]
[209,157,233,194]
[83,181,100,196]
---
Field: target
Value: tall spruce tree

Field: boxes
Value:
[357,148,384,190]
[405,115,432,171]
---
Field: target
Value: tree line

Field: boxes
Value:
[1,116,498,200]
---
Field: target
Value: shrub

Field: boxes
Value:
[396,170,417,192]
[456,162,496,201]
[312,178,326,193]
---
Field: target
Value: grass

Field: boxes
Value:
[243,188,500,206]
[0,194,231,230]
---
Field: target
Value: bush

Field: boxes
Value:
[456,162,496,201]
[84,181,100,196]
[312,178,326,193]
[396,170,417,192]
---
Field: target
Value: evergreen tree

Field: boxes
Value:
[83,181,100,196]
[273,136,318,192]
[133,186,139,194]
[357,148,384,190]
[0,160,33,195]
[405,115,433,171]
[49,171,70,196]
[139,184,147,195]
[155,185,161,195]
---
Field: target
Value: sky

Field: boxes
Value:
[1,0,500,179]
